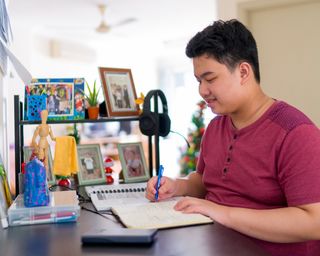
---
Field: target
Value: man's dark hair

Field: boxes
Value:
[186,19,260,83]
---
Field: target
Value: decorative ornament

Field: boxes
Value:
[104,157,114,184]
[58,178,71,187]
[135,92,145,114]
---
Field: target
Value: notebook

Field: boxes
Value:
[85,182,148,211]
[111,197,213,229]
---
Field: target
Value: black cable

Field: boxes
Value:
[170,130,190,148]
[81,205,118,223]
[49,184,73,191]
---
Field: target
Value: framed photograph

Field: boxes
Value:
[24,78,85,121]
[98,67,140,117]
[23,146,56,186]
[117,142,149,183]
[77,144,105,186]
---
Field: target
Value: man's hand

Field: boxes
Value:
[174,197,219,219]
[145,176,178,201]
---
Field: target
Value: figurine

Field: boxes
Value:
[31,109,56,174]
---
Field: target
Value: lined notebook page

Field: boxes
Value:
[111,198,213,229]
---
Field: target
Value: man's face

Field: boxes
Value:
[193,54,243,115]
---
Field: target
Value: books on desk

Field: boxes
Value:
[85,182,148,211]
[8,190,80,226]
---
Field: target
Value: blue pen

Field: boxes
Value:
[155,165,164,201]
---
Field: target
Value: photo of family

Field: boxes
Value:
[118,142,149,183]
[29,82,74,116]
[77,144,105,185]
[99,67,140,117]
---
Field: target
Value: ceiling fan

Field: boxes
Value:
[95,4,136,34]
[44,3,137,37]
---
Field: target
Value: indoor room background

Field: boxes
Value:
[0,0,319,193]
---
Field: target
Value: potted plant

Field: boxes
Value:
[84,80,100,119]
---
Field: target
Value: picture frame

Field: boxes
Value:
[23,146,56,186]
[77,144,105,186]
[98,67,140,117]
[117,142,149,183]
[24,78,85,121]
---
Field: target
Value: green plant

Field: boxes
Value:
[84,80,100,107]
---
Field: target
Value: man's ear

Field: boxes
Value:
[239,62,251,84]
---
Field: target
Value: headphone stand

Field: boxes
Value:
[139,89,171,177]
[147,92,160,176]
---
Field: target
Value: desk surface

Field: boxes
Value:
[0,204,270,256]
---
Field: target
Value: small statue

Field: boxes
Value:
[31,110,56,173]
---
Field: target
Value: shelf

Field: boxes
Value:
[20,116,139,125]
[14,94,159,197]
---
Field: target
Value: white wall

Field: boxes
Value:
[217,0,320,126]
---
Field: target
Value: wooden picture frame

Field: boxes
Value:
[77,144,105,186]
[117,142,149,183]
[98,67,140,117]
[23,146,56,186]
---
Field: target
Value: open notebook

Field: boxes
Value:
[111,197,213,229]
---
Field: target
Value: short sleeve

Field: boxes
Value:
[278,124,320,206]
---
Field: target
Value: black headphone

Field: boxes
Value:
[139,90,171,137]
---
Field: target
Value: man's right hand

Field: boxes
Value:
[145,176,178,201]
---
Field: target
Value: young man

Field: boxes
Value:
[146,19,320,256]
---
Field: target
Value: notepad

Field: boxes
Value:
[111,198,213,229]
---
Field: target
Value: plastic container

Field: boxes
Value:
[8,190,80,226]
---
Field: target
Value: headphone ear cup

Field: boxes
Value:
[159,113,171,137]
[139,112,158,136]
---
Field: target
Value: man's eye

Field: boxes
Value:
[206,77,216,83]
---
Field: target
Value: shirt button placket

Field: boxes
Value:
[223,133,238,176]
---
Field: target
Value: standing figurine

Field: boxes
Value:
[31,110,56,173]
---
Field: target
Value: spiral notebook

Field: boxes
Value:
[85,182,148,211]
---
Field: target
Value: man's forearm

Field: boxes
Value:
[175,172,206,198]
[216,202,320,243]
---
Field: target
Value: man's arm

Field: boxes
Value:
[174,171,206,198]
[174,198,320,242]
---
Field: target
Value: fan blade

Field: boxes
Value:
[112,17,137,28]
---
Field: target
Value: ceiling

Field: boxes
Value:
[7,0,216,45]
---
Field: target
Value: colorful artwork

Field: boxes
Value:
[24,78,85,121]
